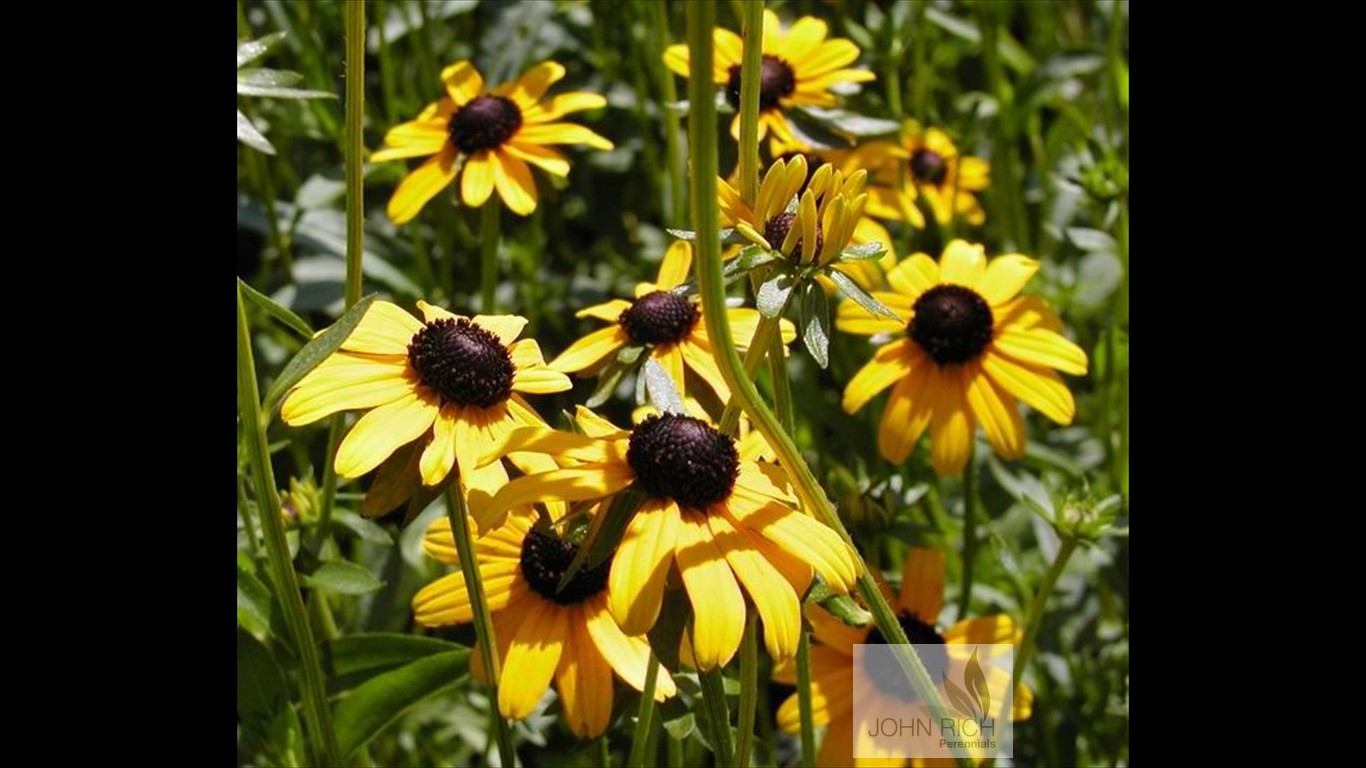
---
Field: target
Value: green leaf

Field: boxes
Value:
[238,83,337,100]
[238,31,288,69]
[325,633,465,677]
[814,592,872,627]
[837,242,887,261]
[586,360,628,408]
[260,293,376,417]
[648,588,692,672]
[643,358,688,414]
[799,283,831,369]
[723,245,778,280]
[667,227,736,243]
[238,629,290,754]
[333,650,471,759]
[237,110,276,155]
[237,67,304,88]
[796,107,901,138]
[660,702,697,740]
[239,279,313,338]
[826,269,901,320]
[617,344,646,365]
[756,272,795,318]
[237,556,274,641]
[784,107,854,150]
[556,489,645,593]
[302,560,386,595]
[333,510,395,544]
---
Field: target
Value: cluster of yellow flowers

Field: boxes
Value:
[284,10,1088,763]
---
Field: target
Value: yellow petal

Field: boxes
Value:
[979,254,1039,306]
[797,38,863,78]
[470,314,527,345]
[517,123,614,150]
[371,118,449,161]
[388,146,459,224]
[470,599,523,685]
[656,240,693,290]
[419,406,460,486]
[732,461,796,503]
[877,362,932,464]
[656,343,687,398]
[662,43,691,78]
[513,367,572,394]
[779,16,829,60]
[709,509,801,661]
[502,141,570,177]
[508,338,547,369]
[729,496,860,593]
[679,338,731,403]
[993,328,1089,376]
[334,392,439,478]
[834,292,911,335]
[886,253,939,299]
[898,547,945,624]
[842,339,912,414]
[816,706,856,767]
[981,349,1076,425]
[488,463,635,515]
[609,499,681,635]
[585,595,677,699]
[281,354,411,425]
[550,326,629,372]
[522,92,608,124]
[713,27,744,72]
[937,240,987,288]
[415,299,458,323]
[489,149,538,216]
[777,646,854,731]
[943,614,1021,645]
[575,299,632,322]
[482,426,621,466]
[762,9,782,53]
[441,60,484,105]
[555,609,615,738]
[929,366,973,476]
[994,296,1064,333]
[411,561,523,626]
[342,300,424,355]
[460,150,495,208]
[676,509,745,670]
[499,596,568,718]
[964,361,1025,460]
[503,61,566,107]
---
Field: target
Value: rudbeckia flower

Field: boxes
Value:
[854,123,991,228]
[370,60,613,221]
[774,548,1032,767]
[472,407,863,670]
[664,10,875,147]
[413,506,677,737]
[550,241,795,403]
[280,300,572,487]
[718,156,869,269]
[837,241,1088,475]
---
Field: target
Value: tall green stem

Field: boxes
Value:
[626,654,661,768]
[795,630,816,768]
[698,666,734,768]
[650,0,687,225]
[733,610,759,768]
[236,285,341,767]
[957,445,978,618]
[1014,537,1079,689]
[685,5,961,760]
[979,5,1028,252]
[344,0,366,307]
[444,485,517,766]
[717,313,781,435]
[737,1,763,204]
[480,202,502,312]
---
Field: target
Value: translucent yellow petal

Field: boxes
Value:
[334,393,439,478]
[555,609,615,738]
[585,595,677,699]
[780,16,829,60]
[503,61,565,108]
[342,300,424,355]
[488,463,634,516]
[795,38,862,79]
[676,509,745,670]
[929,366,973,476]
[964,361,1025,460]
[663,43,691,78]
[708,510,801,661]
[419,406,460,486]
[937,239,986,288]
[886,254,939,299]
[550,325,629,373]
[482,426,621,466]
[898,547,945,624]
[730,497,860,593]
[499,596,568,719]
[411,562,523,626]
[441,60,483,105]
[517,123,614,150]
[507,338,546,370]
[732,461,796,503]
[679,338,731,403]
[502,141,570,177]
[877,362,933,464]
[281,354,412,425]
[655,342,688,398]
[572,405,630,439]
[459,150,495,208]
[993,328,1089,376]
[656,240,693,290]
[470,314,527,345]
[979,254,1039,306]
[842,339,913,414]
[608,499,681,635]
[981,349,1076,425]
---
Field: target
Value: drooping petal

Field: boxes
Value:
[499,596,568,718]
[585,596,677,700]
[418,405,461,486]
[993,328,1090,376]
[489,150,538,216]
[729,497,860,593]
[964,361,1026,460]
[898,547,945,624]
[334,392,440,478]
[929,365,974,476]
[555,608,615,738]
[388,146,459,224]
[460,150,495,208]
[981,349,1076,425]
[708,509,801,661]
[281,354,412,425]
[876,362,932,464]
[676,509,745,670]
[609,499,681,635]
[549,326,629,372]
[842,339,913,414]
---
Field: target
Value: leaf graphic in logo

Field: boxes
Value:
[964,648,991,719]
[942,674,980,721]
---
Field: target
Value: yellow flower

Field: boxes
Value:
[837,241,1088,475]
[280,301,572,490]
[370,60,613,221]
[774,548,1033,767]
[412,506,677,737]
[550,240,795,403]
[719,156,869,269]
[472,407,864,670]
[853,122,991,229]
[664,10,875,148]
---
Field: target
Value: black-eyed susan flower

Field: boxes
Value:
[550,241,795,404]
[413,506,677,737]
[774,548,1032,767]
[473,407,863,670]
[837,241,1088,475]
[854,122,991,229]
[281,300,572,489]
[664,10,875,147]
[370,60,612,221]
[718,156,869,269]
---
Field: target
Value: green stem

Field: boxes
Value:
[374,0,398,125]
[684,6,963,761]
[444,485,517,767]
[698,665,734,768]
[480,201,502,312]
[717,313,781,435]
[765,316,794,433]
[910,3,930,121]
[957,444,978,619]
[236,285,341,767]
[666,735,683,768]
[344,0,366,307]
[733,609,758,768]
[737,0,763,205]
[978,6,1027,252]
[649,0,687,225]
[795,630,816,768]
[626,654,661,768]
[597,735,611,768]
[1013,537,1079,690]
[237,471,261,556]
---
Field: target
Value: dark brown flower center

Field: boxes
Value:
[908,285,994,366]
[448,95,523,154]
[407,318,515,407]
[626,414,739,510]
[519,529,610,605]
[864,612,949,702]
[910,149,949,186]
[619,291,700,346]
[764,212,823,257]
[726,55,797,111]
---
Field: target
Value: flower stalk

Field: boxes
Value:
[480,201,502,312]
[626,654,661,768]
[733,609,759,767]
